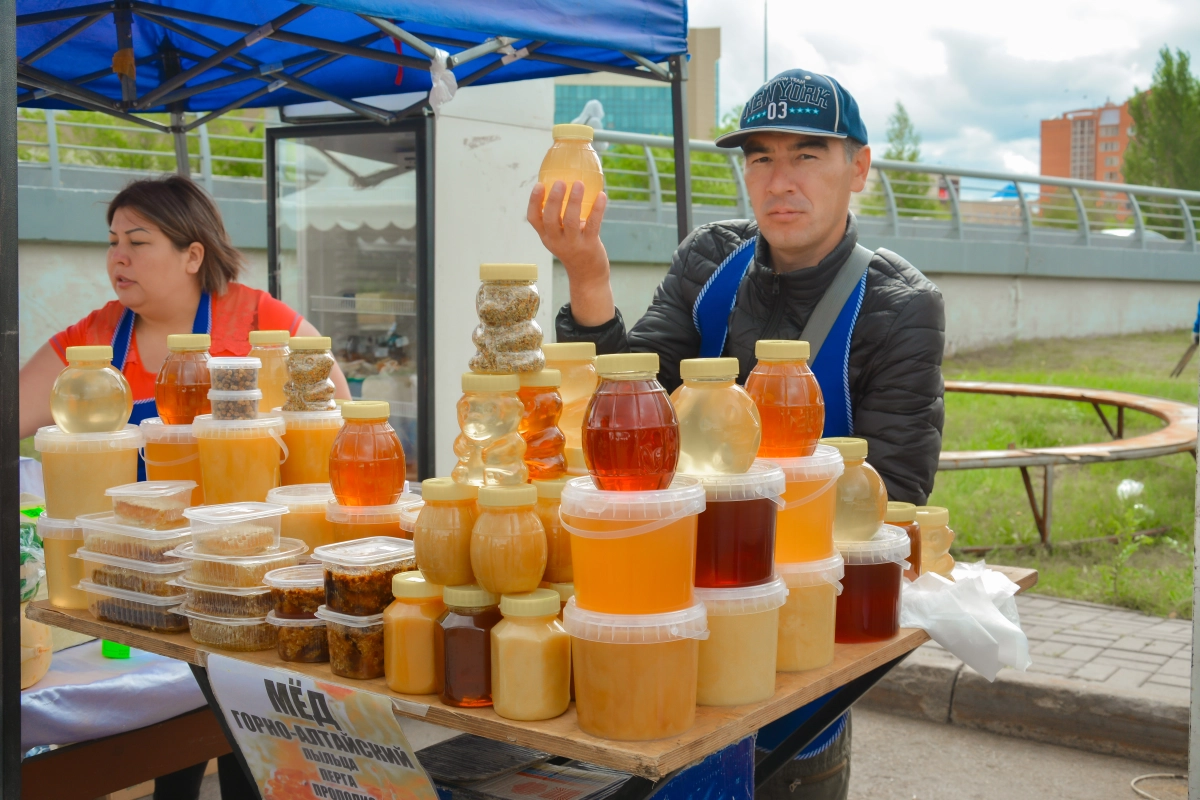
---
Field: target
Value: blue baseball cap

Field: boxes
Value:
[715,69,868,149]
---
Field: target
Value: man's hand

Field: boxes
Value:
[527,180,615,327]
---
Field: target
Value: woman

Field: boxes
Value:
[19,175,351,439]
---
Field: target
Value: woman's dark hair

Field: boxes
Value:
[107,175,243,294]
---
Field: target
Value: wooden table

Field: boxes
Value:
[28,565,1037,792]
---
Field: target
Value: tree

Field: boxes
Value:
[862,102,941,216]
[1123,47,1200,191]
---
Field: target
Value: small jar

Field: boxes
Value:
[836,527,910,643]
[437,584,501,708]
[822,437,887,542]
[284,336,337,412]
[469,263,544,374]
[207,356,261,393]
[317,605,385,680]
[453,373,527,486]
[329,401,407,506]
[413,478,479,587]
[491,589,570,721]
[533,478,571,584]
[155,334,211,425]
[915,506,955,578]
[470,485,546,596]
[51,345,133,433]
[262,564,325,618]
[248,330,290,413]
[384,571,446,695]
[886,502,922,581]
[538,123,604,220]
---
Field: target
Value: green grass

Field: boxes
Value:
[932,330,1197,618]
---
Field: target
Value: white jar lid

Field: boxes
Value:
[837,525,911,566]
[770,445,845,482]
[696,460,786,503]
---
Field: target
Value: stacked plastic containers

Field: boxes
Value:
[264,564,328,664]
[143,334,212,505]
[326,401,418,541]
[247,330,290,413]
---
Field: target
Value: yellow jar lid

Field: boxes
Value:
[422,477,478,502]
[462,372,519,393]
[478,484,537,508]
[519,369,561,388]
[443,584,498,608]
[166,334,211,351]
[820,436,867,460]
[249,330,289,345]
[500,588,561,617]
[341,400,389,420]
[885,501,916,523]
[393,570,443,599]
[595,352,658,376]
[479,263,537,282]
[546,582,574,603]
[289,336,331,351]
[915,506,950,527]
[542,342,595,360]
[755,340,809,361]
[533,477,568,500]
[680,357,739,380]
[65,345,113,361]
[552,123,594,141]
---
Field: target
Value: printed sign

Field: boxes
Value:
[206,654,439,800]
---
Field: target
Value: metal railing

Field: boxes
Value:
[592,129,1200,252]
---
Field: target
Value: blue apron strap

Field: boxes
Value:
[111,307,136,372]
[193,291,212,335]
[810,269,867,438]
[693,239,757,358]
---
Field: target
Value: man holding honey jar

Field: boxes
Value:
[528,69,945,800]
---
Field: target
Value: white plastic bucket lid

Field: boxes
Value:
[191,414,285,438]
[837,525,911,567]
[771,445,844,483]
[266,484,335,512]
[37,513,83,539]
[562,597,708,643]
[312,536,414,568]
[280,409,344,429]
[776,554,845,593]
[694,575,788,616]
[140,418,197,444]
[35,425,143,453]
[697,460,786,504]
[559,475,705,539]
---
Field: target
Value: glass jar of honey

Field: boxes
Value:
[155,334,211,425]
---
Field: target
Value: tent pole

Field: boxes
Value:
[1191,365,1200,798]
[669,54,692,243]
[172,114,190,176]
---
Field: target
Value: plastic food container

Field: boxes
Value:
[384,571,446,695]
[316,605,385,680]
[39,514,87,610]
[75,547,188,597]
[563,599,707,741]
[207,356,261,392]
[399,501,422,539]
[208,389,264,421]
[106,480,196,531]
[491,589,570,721]
[279,409,343,486]
[836,526,910,643]
[140,418,205,505]
[267,612,329,663]
[773,446,844,563]
[171,538,308,588]
[266,484,336,549]
[79,580,188,632]
[192,415,285,504]
[313,537,417,616]
[694,577,788,706]
[695,461,785,588]
[179,606,276,651]
[35,425,142,519]
[325,498,419,542]
[776,555,844,672]
[263,564,325,618]
[559,476,705,614]
[174,577,274,618]
[77,512,191,563]
[183,502,286,556]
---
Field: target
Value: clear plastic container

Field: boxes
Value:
[437,584,501,707]
[563,599,706,741]
[541,342,598,451]
[538,123,604,220]
[491,589,570,721]
[107,480,196,530]
[775,555,843,672]
[915,506,955,579]
[140,419,205,506]
[836,526,910,643]
[330,401,407,506]
[155,334,211,425]
[192,414,285,504]
[745,340,824,458]
[208,389,263,421]
[695,461,785,588]
[248,330,290,413]
[280,409,344,486]
[266,484,336,549]
[75,547,188,596]
[471,485,547,596]
[174,577,274,618]
[80,580,188,632]
[313,537,417,616]
[263,564,325,618]
[671,357,761,475]
[207,356,260,392]
[534,478,572,584]
[559,476,704,614]
[39,514,87,610]
[695,577,788,706]
[35,425,142,519]
[583,352,679,491]
[179,606,276,652]
[399,501,422,539]
[77,512,191,563]
[453,372,527,486]
[886,502,922,581]
[384,571,445,695]
[183,502,285,556]
[326,498,419,542]
[470,263,545,374]
[284,337,337,412]
[267,612,329,663]
[172,538,308,588]
[51,345,133,433]
[773,446,844,563]
[317,605,385,679]
[413,478,478,586]
[822,437,887,543]
[518,369,567,481]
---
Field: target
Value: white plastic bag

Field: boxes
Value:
[899,560,1032,681]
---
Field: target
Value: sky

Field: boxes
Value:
[689,0,1200,174]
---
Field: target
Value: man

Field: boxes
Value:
[528,70,944,798]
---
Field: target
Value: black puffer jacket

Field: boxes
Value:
[555,215,945,504]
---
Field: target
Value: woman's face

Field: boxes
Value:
[107,207,203,311]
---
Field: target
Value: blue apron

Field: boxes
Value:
[693,239,866,758]
[112,292,212,480]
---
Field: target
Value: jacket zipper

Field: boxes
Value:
[762,273,785,340]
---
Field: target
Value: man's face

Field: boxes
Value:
[741,132,870,258]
